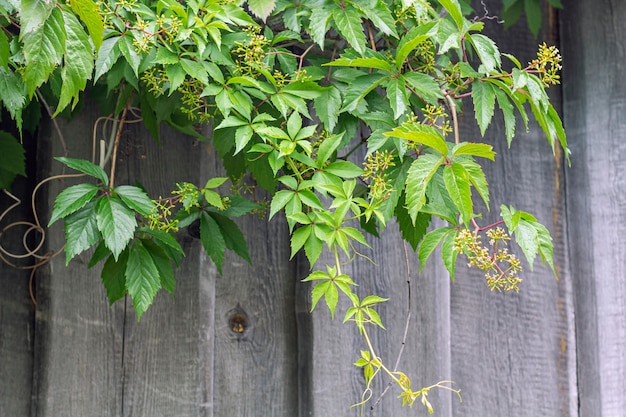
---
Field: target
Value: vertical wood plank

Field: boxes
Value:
[116,125,215,417]
[449,2,576,416]
[0,145,36,416]
[296,225,453,417]
[33,108,125,417]
[295,188,452,415]
[116,124,299,416]
[561,1,626,415]
[210,196,298,416]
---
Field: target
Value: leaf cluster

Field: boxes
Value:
[3,0,568,411]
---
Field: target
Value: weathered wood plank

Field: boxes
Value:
[296,212,453,416]
[210,188,298,416]
[115,126,215,417]
[449,2,575,416]
[33,108,125,417]
[116,126,298,416]
[0,169,36,416]
[561,1,626,415]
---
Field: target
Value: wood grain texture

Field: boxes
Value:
[210,192,298,417]
[561,1,626,415]
[295,212,453,415]
[33,108,125,417]
[0,174,36,416]
[116,126,215,417]
[448,2,576,416]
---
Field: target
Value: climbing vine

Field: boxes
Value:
[0,0,565,412]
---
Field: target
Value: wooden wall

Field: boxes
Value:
[2,0,624,415]
[561,1,626,415]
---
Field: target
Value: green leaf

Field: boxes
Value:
[535,222,556,276]
[404,154,443,224]
[451,142,495,160]
[0,30,9,67]
[328,56,393,73]
[49,183,100,226]
[332,5,366,55]
[0,67,27,125]
[101,250,128,304]
[269,189,295,220]
[385,125,448,156]
[63,200,101,264]
[88,240,111,268]
[54,157,109,185]
[22,7,66,95]
[472,81,496,136]
[456,158,490,209]
[139,227,184,266]
[491,84,516,146]
[126,240,162,321]
[69,0,104,49]
[203,189,224,209]
[180,58,209,86]
[324,281,339,318]
[418,227,453,271]
[355,0,398,38]
[19,0,55,35]
[468,33,501,73]
[114,185,155,217]
[55,9,94,115]
[94,36,121,81]
[443,162,472,225]
[324,161,364,178]
[290,225,311,259]
[513,219,539,270]
[200,211,225,273]
[287,111,302,139]
[309,279,328,311]
[118,34,140,77]
[396,193,431,251]
[438,0,464,29]
[314,86,341,132]
[316,132,344,166]
[96,196,137,260]
[212,213,252,264]
[247,0,276,22]
[341,73,386,113]
[304,227,323,267]
[395,22,437,69]
[0,131,26,190]
[142,238,176,296]
[403,72,443,105]
[386,76,408,119]
[440,228,458,280]
[525,0,542,38]
[308,6,333,48]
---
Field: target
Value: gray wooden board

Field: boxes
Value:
[294,152,453,417]
[114,126,214,417]
[449,3,576,416]
[210,212,298,417]
[561,1,626,415]
[33,108,125,417]
[451,1,577,417]
[0,174,36,416]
